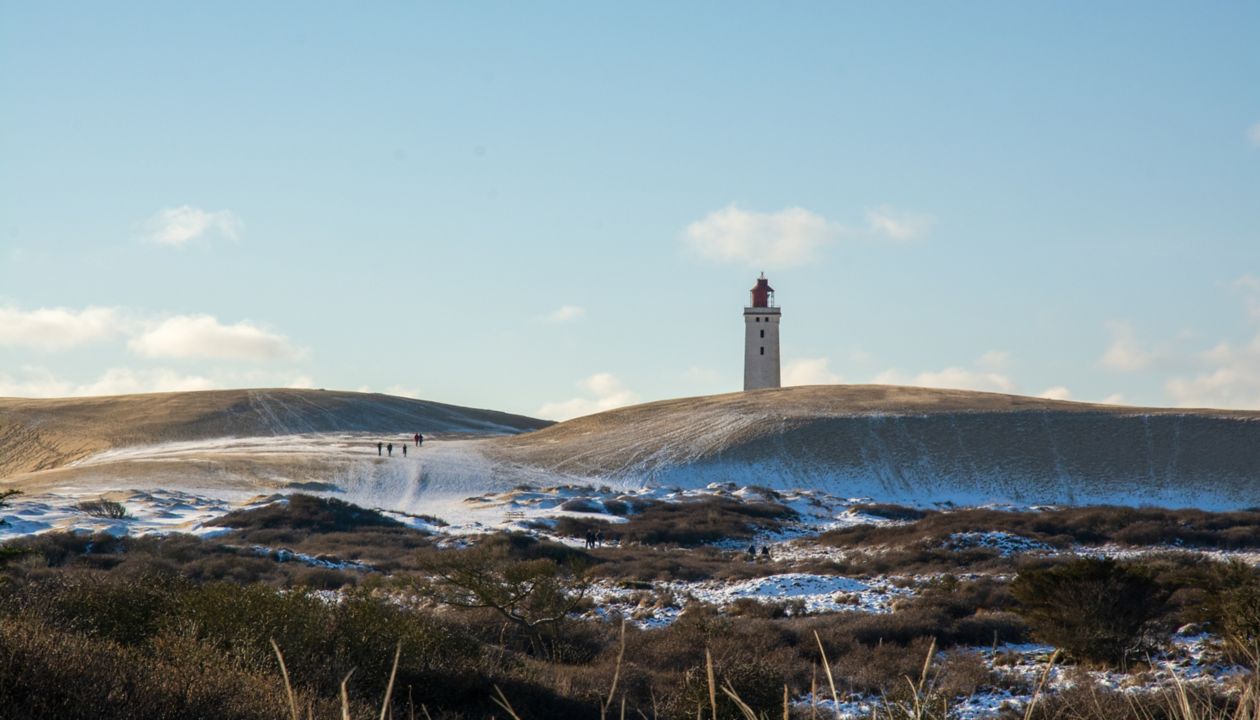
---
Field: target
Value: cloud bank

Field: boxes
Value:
[685,205,837,268]
[0,306,124,350]
[129,315,300,362]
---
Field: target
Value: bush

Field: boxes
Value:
[1011,558,1167,668]
[0,615,342,720]
[1203,560,1260,665]
[76,499,128,519]
[822,505,1260,552]
[208,494,402,533]
[555,497,797,547]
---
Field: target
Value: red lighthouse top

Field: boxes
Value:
[749,272,774,308]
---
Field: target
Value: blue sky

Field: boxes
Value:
[2,2,1258,418]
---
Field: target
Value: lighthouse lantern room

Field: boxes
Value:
[743,273,781,390]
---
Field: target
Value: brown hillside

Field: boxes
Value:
[487,385,1260,507]
[0,388,548,479]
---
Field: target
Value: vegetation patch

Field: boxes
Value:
[1011,557,1167,668]
[554,496,797,546]
[208,493,404,533]
[822,505,1260,551]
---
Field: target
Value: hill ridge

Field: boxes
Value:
[0,388,548,478]
[485,385,1260,508]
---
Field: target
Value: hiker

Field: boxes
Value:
[761,545,770,560]
[402,444,407,457]
[413,432,420,447]
[387,443,393,457]
[746,544,756,561]
[584,530,595,549]
[417,433,424,447]
[595,530,605,547]
[377,442,382,456]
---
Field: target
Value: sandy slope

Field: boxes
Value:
[0,388,549,479]
[486,385,1260,508]
[5,385,1260,514]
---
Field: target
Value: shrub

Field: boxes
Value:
[555,497,797,547]
[822,505,1260,553]
[1011,558,1167,668]
[1203,560,1260,665]
[0,615,342,720]
[208,494,402,532]
[414,535,593,659]
[76,498,128,519]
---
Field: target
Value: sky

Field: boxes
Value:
[1,2,1258,419]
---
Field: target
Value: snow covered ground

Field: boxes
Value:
[586,572,914,628]
[803,633,1248,720]
[5,429,1260,718]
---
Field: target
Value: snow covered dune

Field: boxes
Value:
[487,385,1260,509]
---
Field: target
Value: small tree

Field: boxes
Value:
[414,542,589,659]
[1011,557,1166,668]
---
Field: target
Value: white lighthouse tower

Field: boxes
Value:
[743,273,781,390]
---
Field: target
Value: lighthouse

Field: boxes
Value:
[743,273,781,390]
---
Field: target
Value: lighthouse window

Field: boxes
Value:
[759,329,764,338]
[760,346,765,355]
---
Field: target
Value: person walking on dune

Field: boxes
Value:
[377,442,382,456]
[417,433,424,447]
[414,432,420,447]
[402,444,407,457]
[387,443,393,457]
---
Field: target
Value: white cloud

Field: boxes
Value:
[783,357,843,386]
[129,315,300,362]
[0,366,217,398]
[286,375,317,389]
[0,305,124,350]
[1100,321,1154,372]
[544,305,586,323]
[1037,386,1072,401]
[1101,393,1126,405]
[142,205,241,246]
[1164,333,1260,409]
[1248,122,1260,147]
[537,372,639,421]
[867,205,934,240]
[872,366,1015,394]
[684,205,837,268]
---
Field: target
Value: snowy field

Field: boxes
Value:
[4,429,1259,717]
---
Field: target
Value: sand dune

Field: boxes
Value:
[0,388,548,479]
[486,385,1260,508]
[5,385,1260,511]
